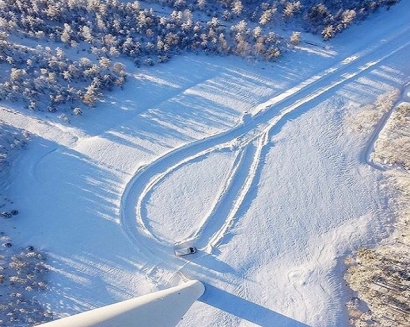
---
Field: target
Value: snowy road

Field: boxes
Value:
[2,2,410,326]
[119,21,410,286]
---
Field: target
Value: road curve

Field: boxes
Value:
[119,24,410,285]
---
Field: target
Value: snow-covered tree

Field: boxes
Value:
[290,31,301,45]
[322,25,334,40]
[231,0,243,16]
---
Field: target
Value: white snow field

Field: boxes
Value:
[1,2,410,326]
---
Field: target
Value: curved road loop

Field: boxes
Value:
[120,25,410,285]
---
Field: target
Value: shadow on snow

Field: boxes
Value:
[200,283,311,327]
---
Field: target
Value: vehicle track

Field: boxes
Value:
[120,25,410,285]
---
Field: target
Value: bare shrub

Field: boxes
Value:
[345,246,410,326]
[373,102,410,169]
[344,89,401,134]
[0,238,53,326]
[345,116,410,326]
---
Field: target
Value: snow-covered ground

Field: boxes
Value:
[1,2,410,326]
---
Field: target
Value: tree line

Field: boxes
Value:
[0,0,401,114]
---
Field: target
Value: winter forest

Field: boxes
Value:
[0,0,407,326]
[0,0,401,115]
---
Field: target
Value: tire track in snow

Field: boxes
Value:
[183,145,253,244]
[205,27,410,250]
[206,131,269,250]
[120,24,410,282]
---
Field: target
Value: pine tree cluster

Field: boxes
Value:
[0,0,401,113]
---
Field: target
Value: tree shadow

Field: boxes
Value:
[199,283,311,327]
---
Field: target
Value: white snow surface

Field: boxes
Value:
[1,2,410,326]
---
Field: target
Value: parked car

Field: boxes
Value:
[174,246,196,256]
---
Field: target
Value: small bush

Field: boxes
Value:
[0,236,53,326]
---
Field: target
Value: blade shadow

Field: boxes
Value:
[199,283,311,327]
